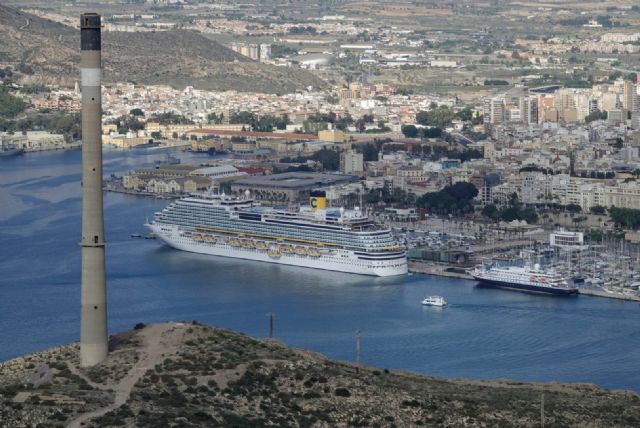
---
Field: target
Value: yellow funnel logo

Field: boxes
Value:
[310,196,326,211]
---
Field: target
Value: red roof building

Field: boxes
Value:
[188,129,317,141]
[236,167,265,175]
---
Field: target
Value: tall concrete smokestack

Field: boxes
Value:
[80,13,108,367]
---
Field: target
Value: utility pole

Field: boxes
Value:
[355,330,361,374]
[267,312,275,338]
[540,392,545,428]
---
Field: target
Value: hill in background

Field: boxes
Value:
[0,5,326,94]
[1,322,639,427]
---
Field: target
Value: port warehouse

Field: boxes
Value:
[123,164,247,193]
[122,169,360,201]
[2,131,73,152]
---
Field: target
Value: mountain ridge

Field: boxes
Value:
[0,5,326,93]
[1,322,639,427]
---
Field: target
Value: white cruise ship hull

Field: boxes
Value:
[470,269,578,296]
[148,223,408,277]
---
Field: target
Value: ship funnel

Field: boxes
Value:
[310,190,326,212]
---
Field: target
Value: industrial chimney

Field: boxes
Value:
[79,13,108,367]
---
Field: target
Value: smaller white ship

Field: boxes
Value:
[470,264,578,296]
[421,296,447,307]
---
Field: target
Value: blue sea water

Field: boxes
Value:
[1,150,640,391]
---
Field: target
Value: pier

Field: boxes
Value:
[409,261,640,302]
[408,261,473,280]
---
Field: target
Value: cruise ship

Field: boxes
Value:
[146,190,408,276]
[469,264,578,295]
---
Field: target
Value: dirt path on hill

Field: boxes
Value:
[66,323,187,428]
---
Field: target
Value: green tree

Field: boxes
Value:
[111,115,144,133]
[521,207,539,223]
[484,79,509,86]
[608,71,623,81]
[401,125,418,138]
[361,114,374,123]
[270,44,298,58]
[585,110,607,123]
[207,112,224,124]
[229,111,257,125]
[415,106,455,128]
[149,112,194,125]
[129,108,144,116]
[609,207,640,229]
[310,148,339,171]
[454,107,473,122]
[508,192,520,207]
[396,88,413,96]
[326,94,339,104]
[500,206,521,222]
[356,142,379,161]
[566,203,582,213]
[416,182,478,215]
[482,204,500,220]
[420,127,443,139]
[0,88,27,118]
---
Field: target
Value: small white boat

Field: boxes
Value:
[421,296,447,307]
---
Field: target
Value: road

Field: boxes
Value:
[66,323,189,428]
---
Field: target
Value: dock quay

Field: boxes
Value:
[578,288,640,302]
[408,261,473,280]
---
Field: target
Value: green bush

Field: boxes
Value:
[0,88,27,118]
[335,388,351,397]
[303,391,321,399]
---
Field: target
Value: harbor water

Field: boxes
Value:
[1,150,640,391]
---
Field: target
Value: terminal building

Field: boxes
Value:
[549,230,587,250]
[230,172,359,203]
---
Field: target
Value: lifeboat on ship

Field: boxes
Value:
[267,249,281,258]
[308,248,321,257]
[280,245,293,254]
[241,240,254,249]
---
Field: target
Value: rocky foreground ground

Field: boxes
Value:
[1,322,639,427]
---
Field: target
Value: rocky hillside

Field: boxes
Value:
[0,5,326,93]
[1,322,639,427]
